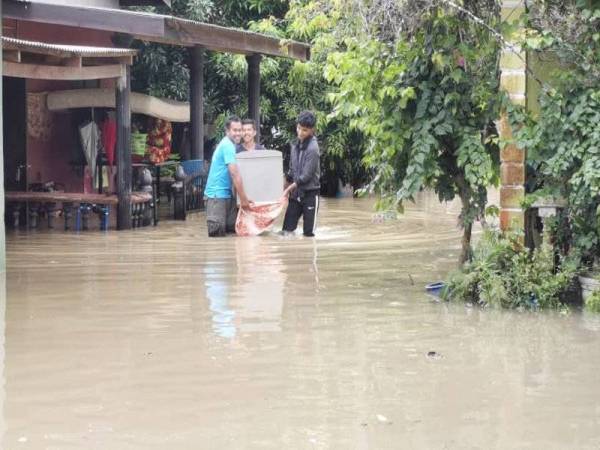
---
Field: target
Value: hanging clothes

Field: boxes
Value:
[102,118,117,167]
[79,121,100,189]
[146,118,172,164]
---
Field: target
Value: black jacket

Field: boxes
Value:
[287,136,320,196]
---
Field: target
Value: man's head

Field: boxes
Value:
[225,116,242,144]
[296,110,316,142]
[242,119,257,145]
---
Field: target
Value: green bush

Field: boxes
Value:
[585,290,600,313]
[443,229,578,310]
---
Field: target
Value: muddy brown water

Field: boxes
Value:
[3,195,600,449]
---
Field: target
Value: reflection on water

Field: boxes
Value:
[4,193,600,449]
[204,262,236,338]
[0,273,5,446]
[205,237,288,339]
[234,237,285,334]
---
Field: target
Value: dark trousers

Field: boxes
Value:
[282,190,319,237]
[206,197,237,237]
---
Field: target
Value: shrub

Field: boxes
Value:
[585,289,600,313]
[443,229,578,309]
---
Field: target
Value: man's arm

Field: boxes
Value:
[228,163,252,209]
[285,144,295,187]
[282,181,296,198]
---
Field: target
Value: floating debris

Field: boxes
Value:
[426,351,443,360]
[372,210,398,224]
[376,414,389,423]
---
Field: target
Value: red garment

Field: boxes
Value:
[102,119,117,166]
[235,199,288,236]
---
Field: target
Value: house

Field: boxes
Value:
[0,0,309,250]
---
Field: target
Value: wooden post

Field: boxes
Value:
[0,0,5,431]
[189,45,204,160]
[0,0,6,271]
[116,65,132,230]
[246,53,261,142]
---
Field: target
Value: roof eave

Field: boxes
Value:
[2,0,310,61]
[119,0,171,8]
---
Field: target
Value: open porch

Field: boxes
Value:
[1,0,310,231]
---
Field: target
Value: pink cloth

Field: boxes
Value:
[102,119,117,166]
[235,199,288,236]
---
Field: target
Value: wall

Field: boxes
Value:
[2,20,116,193]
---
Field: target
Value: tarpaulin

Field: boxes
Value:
[235,199,288,236]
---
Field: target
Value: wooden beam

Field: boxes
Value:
[83,55,135,66]
[189,46,204,160]
[3,1,166,37]
[116,65,132,230]
[0,0,6,271]
[2,61,123,80]
[3,49,20,63]
[42,55,63,65]
[120,0,171,7]
[41,55,82,67]
[2,0,309,61]
[62,56,83,68]
[47,88,191,122]
[247,53,261,142]
[161,18,310,60]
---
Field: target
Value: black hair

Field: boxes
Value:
[241,118,257,129]
[225,115,242,130]
[297,110,316,129]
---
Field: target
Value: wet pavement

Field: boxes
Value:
[3,195,600,449]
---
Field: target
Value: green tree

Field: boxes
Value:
[129,0,370,193]
[288,0,504,264]
[508,0,600,267]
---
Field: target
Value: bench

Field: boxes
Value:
[6,191,154,230]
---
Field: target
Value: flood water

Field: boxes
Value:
[3,195,600,449]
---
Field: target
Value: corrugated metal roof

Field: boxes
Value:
[1,36,138,58]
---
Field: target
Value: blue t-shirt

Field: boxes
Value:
[204,137,237,199]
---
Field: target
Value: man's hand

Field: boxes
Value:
[283,182,297,198]
[228,163,253,210]
[240,198,254,210]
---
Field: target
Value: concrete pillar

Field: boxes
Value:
[499,0,527,232]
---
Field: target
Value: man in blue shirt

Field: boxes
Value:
[204,116,252,237]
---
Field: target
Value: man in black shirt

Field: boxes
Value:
[282,111,321,237]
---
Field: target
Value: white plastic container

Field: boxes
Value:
[236,150,284,204]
